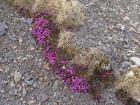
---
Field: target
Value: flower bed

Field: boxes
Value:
[32,15,90,93]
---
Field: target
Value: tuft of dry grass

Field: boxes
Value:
[73,48,110,78]
[57,30,80,55]
[32,0,85,27]
[12,0,34,10]
[115,67,140,102]
[57,30,74,48]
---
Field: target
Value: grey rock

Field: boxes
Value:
[25,77,34,86]
[30,38,36,45]
[121,61,131,68]
[13,89,18,96]
[9,89,18,96]
[14,71,22,83]
[0,23,8,36]
[41,95,49,102]
[130,57,140,66]
[26,18,33,25]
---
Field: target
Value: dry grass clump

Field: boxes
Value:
[6,0,85,27]
[115,67,140,102]
[57,30,80,55]
[73,48,110,78]
[12,0,34,10]
[32,0,85,27]
[7,0,85,27]
[57,30,74,48]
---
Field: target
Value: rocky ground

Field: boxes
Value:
[0,0,140,105]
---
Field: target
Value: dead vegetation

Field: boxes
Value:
[7,0,35,10]
[57,30,80,55]
[32,0,85,27]
[73,47,110,78]
[115,67,140,102]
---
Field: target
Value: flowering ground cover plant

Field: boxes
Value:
[32,15,90,93]
[8,0,113,94]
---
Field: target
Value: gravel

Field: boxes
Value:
[0,0,139,105]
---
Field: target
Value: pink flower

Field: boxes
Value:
[46,52,57,65]
[32,26,43,37]
[36,35,46,45]
[34,18,49,27]
[67,66,76,75]
[42,28,51,37]
[70,77,89,93]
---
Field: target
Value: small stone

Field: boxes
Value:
[0,69,3,72]
[116,23,125,30]
[33,82,38,87]
[10,89,18,96]
[62,66,66,69]
[121,61,130,68]
[0,23,8,36]
[130,57,140,66]
[130,20,139,30]
[41,95,49,102]
[13,89,18,96]
[5,67,10,73]
[39,77,44,81]
[26,18,33,25]
[30,46,35,51]
[14,71,22,83]
[20,98,23,101]
[44,63,49,70]
[19,38,23,43]
[25,77,34,86]
[30,38,36,45]
[44,76,47,81]
[28,100,35,105]
[9,81,15,88]
[22,86,27,97]
[123,16,129,22]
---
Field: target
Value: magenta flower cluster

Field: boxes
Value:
[32,16,90,93]
[32,18,50,45]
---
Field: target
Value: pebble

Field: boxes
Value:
[121,61,131,68]
[123,16,130,22]
[5,66,10,73]
[22,85,27,97]
[41,95,49,102]
[10,89,18,96]
[13,89,18,96]
[9,81,15,88]
[130,57,140,66]
[28,100,35,105]
[116,23,125,30]
[26,18,33,25]
[30,38,36,45]
[25,77,34,86]
[14,71,22,83]
[44,63,50,70]
[0,23,8,36]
